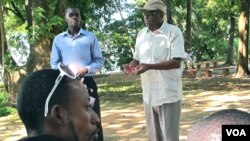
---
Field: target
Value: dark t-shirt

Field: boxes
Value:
[18,134,64,141]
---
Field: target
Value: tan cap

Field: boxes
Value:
[139,0,166,13]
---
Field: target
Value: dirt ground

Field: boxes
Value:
[1,86,250,141]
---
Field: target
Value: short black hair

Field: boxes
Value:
[17,69,74,135]
[187,109,250,141]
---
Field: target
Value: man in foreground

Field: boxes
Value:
[187,109,250,141]
[17,66,100,141]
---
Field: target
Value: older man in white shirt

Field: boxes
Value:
[124,0,185,140]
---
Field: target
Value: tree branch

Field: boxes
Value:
[7,2,25,23]
[114,0,135,54]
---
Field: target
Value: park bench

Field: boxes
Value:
[196,61,218,70]
[213,66,232,77]
[184,61,234,78]
[203,66,233,77]
[184,61,233,78]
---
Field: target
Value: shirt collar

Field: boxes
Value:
[146,22,166,34]
[63,28,86,37]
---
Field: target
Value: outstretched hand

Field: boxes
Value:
[135,63,149,75]
[123,64,136,76]
[123,63,149,75]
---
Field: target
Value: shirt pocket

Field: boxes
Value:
[165,77,180,94]
[162,70,182,93]
[153,36,171,62]
[138,41,151,63]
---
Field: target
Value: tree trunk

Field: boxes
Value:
[0,0,6,65]
[0,0,15,101]
[25,0,32,31]
[225,0,236,65]
[235,0,250,77]
[1,0,68,102]
[226,13,235,65]
[185,0,192,52]
[163,0,173,24]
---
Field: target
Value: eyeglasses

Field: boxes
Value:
[69,13,80,17]
[142,10,158,17]
[44,63,77,117]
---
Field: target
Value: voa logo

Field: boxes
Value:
[226,129,246,136]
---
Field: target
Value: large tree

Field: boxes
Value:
[164,0,173,24]
[225,0,236,65]
[0,0,69,101]
[235,0,250,77]
[1,0,117,101]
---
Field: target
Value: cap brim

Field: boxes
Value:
[137,7,158,12]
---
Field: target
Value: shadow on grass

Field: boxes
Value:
[1,73,250,141]
[183,77,250,91]
[95,73,250,140]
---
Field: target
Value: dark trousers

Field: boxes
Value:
[83,77,103,141]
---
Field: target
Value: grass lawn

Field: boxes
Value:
[1,71,250,140]
[94,72,250,140]
[95,71,250,109]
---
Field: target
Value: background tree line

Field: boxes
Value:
[0,0,249,102]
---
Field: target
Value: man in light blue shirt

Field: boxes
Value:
[50,28,103,75]
[50,7,104,141]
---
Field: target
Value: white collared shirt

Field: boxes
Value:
[134,22,185,106]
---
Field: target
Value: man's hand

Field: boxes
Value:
[69,64,88,77]
[135,63,149,75]
[123,64,136,75]
[76,66,88,78]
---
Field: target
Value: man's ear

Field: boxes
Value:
[51,105,68,125]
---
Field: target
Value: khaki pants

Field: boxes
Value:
[144,100,182,141]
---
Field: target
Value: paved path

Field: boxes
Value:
[1,89,250,141]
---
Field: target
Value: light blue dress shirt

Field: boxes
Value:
[50,28,104,76]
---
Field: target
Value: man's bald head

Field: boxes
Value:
[187,109,250,141]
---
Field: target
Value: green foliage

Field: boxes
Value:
[1,0,246,72]
[3,2,28,70]
[0,107,16,117]
[167,0,241,62]
[98,1,144,71]
[30,7,64,45]
[0,90,16,117]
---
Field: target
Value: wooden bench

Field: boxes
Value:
[213,67,232,77]
[198,66,232,77]
[191,61,233,77]
[196,61,218,70]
